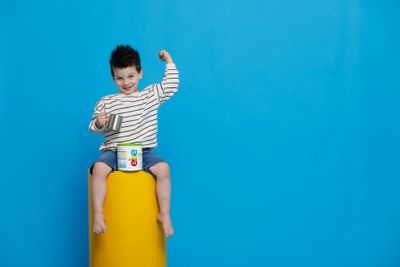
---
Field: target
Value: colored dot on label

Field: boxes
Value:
[131,159,137,166]
[131,149,137,156]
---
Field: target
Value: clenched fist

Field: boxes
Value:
[158,50,173,64]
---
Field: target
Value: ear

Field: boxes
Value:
[138,69,143,79]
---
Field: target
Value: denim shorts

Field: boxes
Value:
[89,148,165,175]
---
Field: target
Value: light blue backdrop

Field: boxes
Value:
[1,1,399,266]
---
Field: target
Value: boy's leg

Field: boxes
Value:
[92,162,112,234]
[149,162,174,237]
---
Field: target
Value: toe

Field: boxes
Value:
[165,228,173,237]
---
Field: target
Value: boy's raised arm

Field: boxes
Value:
[153,50,179,104]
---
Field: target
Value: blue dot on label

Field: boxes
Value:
[131,149,137,156]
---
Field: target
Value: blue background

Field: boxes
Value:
[1,1,400,266]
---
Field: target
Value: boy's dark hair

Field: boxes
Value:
[109,45,141,77]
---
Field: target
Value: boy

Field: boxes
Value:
[89,45,179,237]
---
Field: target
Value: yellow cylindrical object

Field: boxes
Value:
[89,171,166,267]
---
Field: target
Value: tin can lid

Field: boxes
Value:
[117,143,142,147]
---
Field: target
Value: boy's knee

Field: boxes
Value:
[92,162,112,176]
[150,162,170,178]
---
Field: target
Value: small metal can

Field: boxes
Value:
[107,114,123,132]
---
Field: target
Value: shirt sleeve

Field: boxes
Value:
[151,63,179,105]
[88,97,107,133]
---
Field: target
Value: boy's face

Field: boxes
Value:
[112,66,143,95]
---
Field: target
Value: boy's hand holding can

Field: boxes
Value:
[95,112,107,129]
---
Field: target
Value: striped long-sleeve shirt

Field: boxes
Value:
[89,63,179,151]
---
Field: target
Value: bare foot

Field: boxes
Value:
[157,213,174,237]
[93,213,106,234]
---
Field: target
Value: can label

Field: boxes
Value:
[117,144,143,171]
